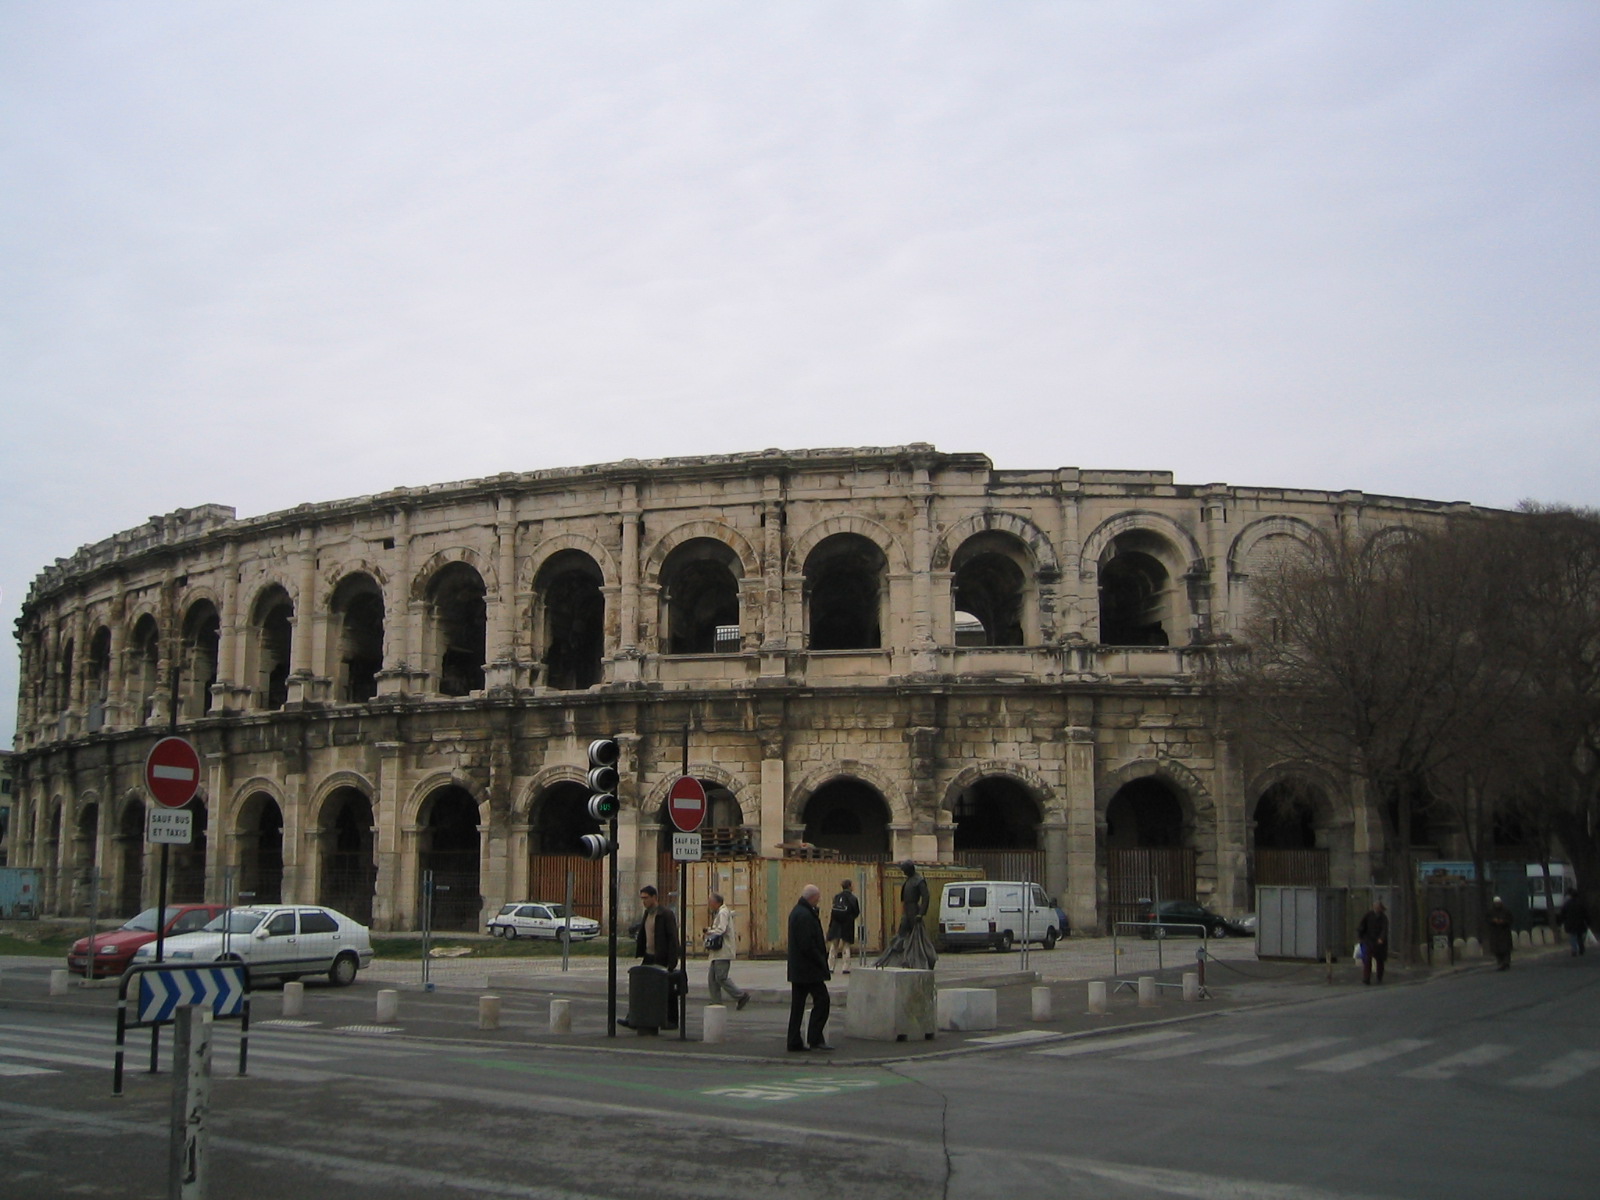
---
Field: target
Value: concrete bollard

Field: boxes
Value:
[1465,936,1482,959]
[703,1004,728,1044]
[548,998,572,1033]
[1137,976,1157,1008]
[1031,986,1052,1022]
[282,981,305,1017]
[1183,972,1199,1002]
[376,988,399,1024]
[1087,981,1107,1015]
[49,969,69,996]
[1453,937,1466,957]
[1516,930,1531,949]
[479,995,501,1031]
[1537,926,1553,946]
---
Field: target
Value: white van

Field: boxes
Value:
[938,880,1062,951]
[1527,863,1574,915]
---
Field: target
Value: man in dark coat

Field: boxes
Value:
[786,884,832,1052]
[1356,899,1388,984]
[1559,890,1590,957]
[624,885,681,1030]
[1486,896,1514,971]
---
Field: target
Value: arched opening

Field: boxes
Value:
[528,781,604,920]
[319,788,375,925]
[951,535,1030,646]
[660,539,742,654]
[805,533,886,651]
[953,776,1044,880]
[86,626,112,730]
[1098,531,1180,646]
[180,601,221,718]
[536,551,605,691]
[801,779,892,859]
[329,573,385,703]
[419,786,480,931]
[251,587,294,711]
[72,803,98,914]
[1104,777,1194,925]
[118,800,145,914]
[170,801,208,904]
[1251,779,1330,889]
[236,793,284,905]
[58,638,74,714]
[129,615,162,721]
[426,563,486,696]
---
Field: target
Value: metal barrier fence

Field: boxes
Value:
[1111,922,1209,990]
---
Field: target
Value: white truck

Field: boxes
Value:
[938,880,1063,951]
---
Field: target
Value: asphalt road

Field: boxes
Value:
[2,952,1596,1199]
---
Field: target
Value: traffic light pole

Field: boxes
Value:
[606,811,619,1037]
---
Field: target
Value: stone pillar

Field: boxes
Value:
[505,818,530,903]
[485,496,520,691]
[760,481,786,659]
[907,466,938,673]
[1062,722,1099,934]
[1041,819,1069,911]
[613,486,643,684]
[286,529,320,704]
[373,741,406,929]
[758,728,786,859]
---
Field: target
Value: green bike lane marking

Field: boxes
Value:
[452,1055,905,1104]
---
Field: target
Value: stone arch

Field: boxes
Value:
[518,534,619,594]
[320,556,390,593]
[1226,516,1324,579]
[313,778,377,925]
[225,777,291,833]
[1097,757,1213,820]
[1246,762,1350,888]
[239,576,300,619]
[403,770,487,827]
[410,546,496,602]
[233,789,285,905]
[643,520,759,579]
[115,791,146,913]
[946,528,1040,647]
[414,780,483,931]
[325,571,386,702]
[788,761,911,830]
[516,764,588,823]
[1081,511,1205,575]
[932,510,1060,575]
[785,514,910,578]
[307,771,377,825]
[941,762,1057,823]
[654,537,746,654]
[643,763,754,826]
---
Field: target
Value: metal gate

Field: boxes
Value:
[1107,848,1196,928]
[527,855,604,921]
[1255,848,1330,888]
[954,850,1046,885]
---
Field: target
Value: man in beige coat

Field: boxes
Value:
[705,892,752,1010]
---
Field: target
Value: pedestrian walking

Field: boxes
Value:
[786,883,832,1052]
[1357,899,1389,984]
[704,892,752,1010]
[827,879,861,974]
[1486,896,1514,971]
[1559,890,1590,957]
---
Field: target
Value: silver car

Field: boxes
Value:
[487,902,600,941]
[133,905,373,986]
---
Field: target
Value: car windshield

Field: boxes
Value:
[121,907,189,933]
[545,904,569,919]
[204,910,266,934]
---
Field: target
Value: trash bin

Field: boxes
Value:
[626,964,671,1032]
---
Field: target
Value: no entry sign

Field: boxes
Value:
[667,776,707,833]
[144,736,201,809]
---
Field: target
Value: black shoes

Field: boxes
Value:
[810,1042,835,1051]
[787,1043,809,1052]
[736,993,751,1011]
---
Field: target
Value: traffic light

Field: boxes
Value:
[579,738,620,859]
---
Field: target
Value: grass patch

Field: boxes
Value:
[0,924,80,957]
[371,935,611,961]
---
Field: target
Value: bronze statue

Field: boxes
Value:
[874,861,939,969]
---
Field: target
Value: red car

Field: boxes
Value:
[67,904,229,977]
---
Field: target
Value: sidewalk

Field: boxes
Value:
[6,936,1555,1066]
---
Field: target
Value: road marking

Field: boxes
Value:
[1299,1039,1430,1073]
[968,1029,1060,1045]
[1121,1033,1267,1060]
[1402,1043,1515,1080]
[0,1044,105,1069]
[1207,1036,1346,1066]
[255,1018,321,1028]
[0,1062,57,1076]
[333,1025,402,1035]
[701,1075,883,1103]
[1033,1029,1192,1058]
[1507,1049,1600,1089]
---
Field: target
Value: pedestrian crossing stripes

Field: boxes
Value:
[1029,1029,1600,1089]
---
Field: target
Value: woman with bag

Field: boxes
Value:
[705,892,752,1010]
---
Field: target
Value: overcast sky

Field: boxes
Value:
[3,1,1597,737]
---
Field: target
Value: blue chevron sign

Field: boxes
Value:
[136,965,249,1025]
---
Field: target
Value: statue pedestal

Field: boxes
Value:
[845,968,936,1042]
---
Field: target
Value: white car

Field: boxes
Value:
[133,905,373,986]
[487,902,600,941]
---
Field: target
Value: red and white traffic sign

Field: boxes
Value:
[667,776,707,833]
[144,736,201,809]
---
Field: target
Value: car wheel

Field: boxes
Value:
[1212,924,1228,938]
[1154,926,1168,940]
[490,926,502,938]
[996,931,1014,952]
[504,926,518,940]
[328,953,359,987]
[1042,928,1059,950]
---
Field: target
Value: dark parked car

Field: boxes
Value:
[1140,899,1250,939]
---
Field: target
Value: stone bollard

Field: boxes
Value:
[1087,981,1107,1015]
[282,981,305,1017]
[1031,986,1052,1022]
[703,1004,728,1044]
[479,995,501,1031]
[49,969,69,996]
[1453,937,1466,958]
[1465,936,1483,959]
[1137,976,1157,1009]
[1183,972,1200,1002]
[1537,926,1553,946]
[376,988,399,1024]
[1516,930,1531,950]
[548,998,572,1033]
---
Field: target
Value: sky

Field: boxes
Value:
[3,1,1597,738]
